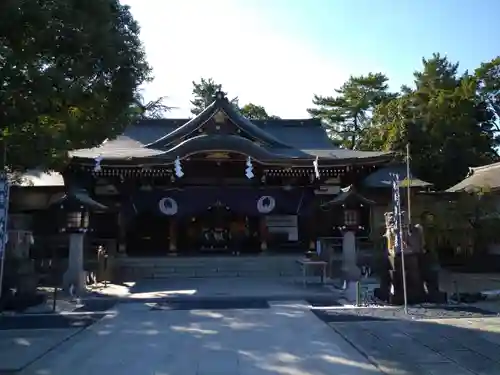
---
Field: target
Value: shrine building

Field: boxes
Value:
[59,91,392,260]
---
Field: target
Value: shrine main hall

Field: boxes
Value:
[62,92,392,258]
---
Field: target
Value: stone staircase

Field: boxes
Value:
[115,255,304,280]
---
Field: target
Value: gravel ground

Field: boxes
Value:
[310,303,500,323]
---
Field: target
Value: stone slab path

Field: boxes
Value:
[88,277,340,301]
[0,328,81,372]
[331,317,500,375]
[18,301,382,375]
[6,275,500,375]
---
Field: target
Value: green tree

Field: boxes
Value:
[364,54,498,189]
[130,92,173,120]
[239,103,280,120]
[0,0,151,170]
[190,77,238,115]
[417,188,500,256]
[308,73,396,149]
[475,56,500,129]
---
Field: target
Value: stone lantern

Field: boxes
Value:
[321,185,375,300]
[55,189,107,295]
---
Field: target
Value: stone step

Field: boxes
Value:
[122,261,298,268]
[116,256,305,280]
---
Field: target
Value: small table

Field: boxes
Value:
[297,259,328,287]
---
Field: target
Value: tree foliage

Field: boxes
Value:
[416,189,500,256]
[130,92,173,120]
[475,56,500,126]
[190,77,238,115]
[0,0,151,170]
[358,54,499,189]
[190,77,278,119]
[308,73,396,149]
[239,103,280,120]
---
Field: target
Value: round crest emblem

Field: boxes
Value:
[257,196,275,214]
[158,197,178,216]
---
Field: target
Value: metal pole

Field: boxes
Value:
[397,179,409,315]
[355,281,361,306]
[453,280,460,302]
[52,246,58,312]
[406,142,412,227]
[0,139,8,301]
[52,286,58,312]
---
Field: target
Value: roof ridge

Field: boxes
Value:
[472,161,500,173]
[135,118,322,126]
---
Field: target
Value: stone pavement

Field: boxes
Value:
[85,276,341,301]
[18,301,382,375]
[12,297,500,375]
[0,328,81,372]
[331,317,500,375]
[82,271,500,303]
[3,276,500,374]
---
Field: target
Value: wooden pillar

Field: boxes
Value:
[117,210,127,256]
[168,219,177,255]
[259,217,268,251]
[116,178,135,257]
[308,201,318,251]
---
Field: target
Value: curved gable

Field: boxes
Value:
[145,91,293,150]
[151,135,308,164]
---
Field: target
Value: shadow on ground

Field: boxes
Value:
[13,298,500,375]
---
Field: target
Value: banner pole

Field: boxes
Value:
[393,173,408,315]
[406,142,412,227]
[397,176,409,315]
[0,140,8,302]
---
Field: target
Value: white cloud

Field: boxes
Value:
[122,0,351,118]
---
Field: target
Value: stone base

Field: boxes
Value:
[62,270,86,296]
[344,282,358,303]
[374,287,447,305]
[342,265,361,282]
[375,252,447,306]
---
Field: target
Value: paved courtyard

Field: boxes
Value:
[1,277,499,374]
[16,301,382,375]
[331,317,500,375]
[5,303,499,375]
[86,276,341,301]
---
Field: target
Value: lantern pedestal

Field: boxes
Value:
[375,253,425,305]
[341,230,361,301]
[63,232,86,295]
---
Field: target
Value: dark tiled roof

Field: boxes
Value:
[363,164,431,188]
[70,118,390,164]
[321,185,376,206]
[446,162,500,192]
[52,188,108,211]
[69,93,391,164]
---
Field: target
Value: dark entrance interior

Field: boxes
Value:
[126,213,170,256]
[177,205,260,254]
[125,207,262,256]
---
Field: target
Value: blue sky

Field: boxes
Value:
[122,0,500,118]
